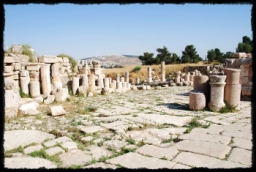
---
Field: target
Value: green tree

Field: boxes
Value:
[156,46,172,64]
[138,52,155,65]
[215,48,224,63]
[181,45,201,63]
[207,49,215,63]
[170,53,180,64]
[236,35,253,53]
[223,51,233,59]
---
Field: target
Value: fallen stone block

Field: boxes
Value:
[19,101,40,115]
[50,106,66,116]
[44,95,55,104]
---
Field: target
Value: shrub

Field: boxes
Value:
[131,66,141,73]
[22,44,36,62]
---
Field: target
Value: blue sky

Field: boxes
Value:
[4,3,252,60]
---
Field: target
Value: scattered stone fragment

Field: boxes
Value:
[24,145,44,155]
[50,105,66,116]
[43,136,72,147]
[45,147,65,156]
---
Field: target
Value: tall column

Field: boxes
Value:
[104,78,110,88]
[193,75,210,104]
[224,68,241,110]
[190,72,195,86]
[41,65,51,96]
[112,80,117,89]
[72,77,79,95]
[161,61,166,82]
[148,66,152,83]
[116,74,120,82]
[125,71,129,83]
[120,77,125,83]
[136,77,140,85]
[82,74,89,88]
[208,75,226,111]
[97,75,104,89]
[117,81,122,89]
[20,70,30,95]
[88,74,96,92]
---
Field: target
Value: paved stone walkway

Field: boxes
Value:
[4,86,252,169]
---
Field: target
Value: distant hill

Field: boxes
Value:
[81,55,142,67]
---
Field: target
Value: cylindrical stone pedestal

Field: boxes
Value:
[189,90,206,111]
[223,68,241,85]
[193,75,210,104]
[29,81,40,98]
[104,78,110,88]
[82,74,89,88]
[20,75,30,95]
[224,84,241,110]
[72,77,79,95]
[161,61,166,82]
[88,74,96,92]
[112,80,116,89]
[122,82,127,88]
[97,76,104,89]
[41,65,51,97]
[125,71,129,83]
[208,75,227,111]
[110,83,115,89]
[136,77,140,85]
[148,67,152,83]
[223,68,241,110]
[117,81,122,89]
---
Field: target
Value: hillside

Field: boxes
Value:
[81,55,142,67]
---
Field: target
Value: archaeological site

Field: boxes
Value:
[3,46,252,169]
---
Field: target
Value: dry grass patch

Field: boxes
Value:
[103,63,204,83]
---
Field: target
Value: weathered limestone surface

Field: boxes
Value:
[107,152,176,169]
[136,144,178,160]
[5,157,57,169]
[40,65,51,96]
[228,148,252,166]
[4,130,55,151]
[193,75,210,104]
[173,152,248,168]
[29,81,40,98]
[173,140,231,159]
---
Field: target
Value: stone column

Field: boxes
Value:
[120,77,125,83]
[208,75,226,111]
[161,61,166,82]
[148,66,152,83]
[30,81,40,98]
[125,71,129,83]
[127,83,131,90]
[117,81,122,89]
[136,77,140,85]
[88,74,96,92]
[41,65,51,96]
[175,72,181,83]
[185,72,190,82]
[51,63,60,78]
[112,80,116,89]
[97,75,104,89]
[223,68,241,110]
[104,78,110,88]
[190,72,195,86]
[109,77,112,84]
[122,82,127,88]
[20,70,30,95]
[116,74,120,82]
[82,74,89,88]
[193,75,210,104]
[72,77,79,95]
